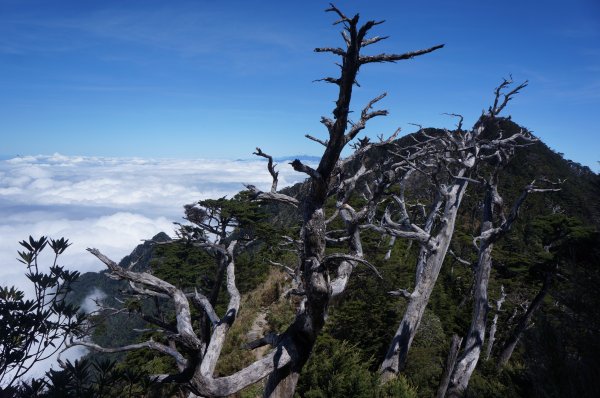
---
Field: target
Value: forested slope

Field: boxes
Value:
[60,123,600,397]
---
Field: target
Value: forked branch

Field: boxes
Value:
[253,147,279,193]
[489,77,529,117]
[346,93,389,142]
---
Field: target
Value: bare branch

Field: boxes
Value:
[341,30,351,46]
[356,19,385,45]
[128,281,170,298]
[337,128,400,173]
[290,159,322,180]
[62,338,188,370]
[388,289,413,299]
[305,134,328,147]
[363,222,436,252]
[443,112,464,131]
[489,77,529,117]
[325,3,353,26]
[448,249,472,267]
[88,248,202,350]
[500,178,561,232]
[323,253,382,279]
[325,208,340,224]
[269,260,295,278]
[314,47,346,57]
[325,235,351,244]
[313,76,342,86]
[245,184,299,208]
[359,44,444,64]
[253,147,279,193]
[191,289,221,326]
[346,93,389,142]
[362,35,389,47]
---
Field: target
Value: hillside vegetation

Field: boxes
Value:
[60,129,600,397]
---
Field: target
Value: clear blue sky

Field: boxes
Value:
[1,0,598,170]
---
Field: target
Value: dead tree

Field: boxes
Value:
[61,5,443,398]
[258,4,443,394]
[496,267,555,369]
[445,173,561,397]
[485,286,506,361]
[436,335,463,398]
[374,78,532,380]
[495,207,572,370]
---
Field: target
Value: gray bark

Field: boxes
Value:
[380,179,468,379]
[485,286,506,361]
[384,236,396,260]
[446,243,493,397]
[436,335,463,398]
[260,6,443,396]
[379,78,536,381]
[447,173,558,395]
[447,178,499,397]
[497,274,551,369]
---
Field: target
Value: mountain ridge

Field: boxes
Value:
[66,123,600,397]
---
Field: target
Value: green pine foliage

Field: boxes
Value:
[295,336,417,398]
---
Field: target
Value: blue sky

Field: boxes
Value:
[1,0,599,170]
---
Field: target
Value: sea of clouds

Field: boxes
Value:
[0,153,309,284]
[0,153,310,378]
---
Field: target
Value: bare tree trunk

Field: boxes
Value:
[436,335,463,398]
[485,286,505,361]
[384,236,396,260]
[447,181,497,397]
[376,78,537,384]
[447,241,493,397]
[497,275,551,369]
[447,173,556,395]
[263,365,301,398]
[380,180,467,379]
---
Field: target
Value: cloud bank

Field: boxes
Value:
[0,153,307,285]
[0,152,311,378]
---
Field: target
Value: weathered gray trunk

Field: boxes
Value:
[436,335,463,398]
[446,170,548,394]
[485,286,505,360]
[380,179,467,379]
[263,365,301,398]
[446,182,497,397]
[263,200,328,395]
[485,316,499,361]
[497,276,550,369]
[384,236,396,260]
[446,241,493,397]
[264,9,363,389]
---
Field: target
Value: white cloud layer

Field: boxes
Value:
[0,153,309,379]
[0,153,308,286]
